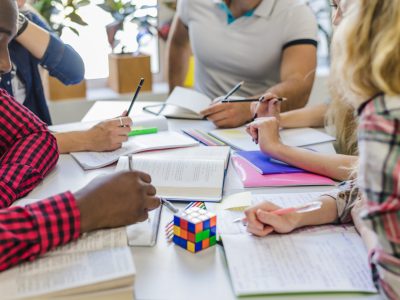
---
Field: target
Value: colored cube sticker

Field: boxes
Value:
[173,206,217,253]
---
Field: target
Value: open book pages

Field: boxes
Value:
[143,87,212,119]
[70,131,199,170]
[49,114,169,133]
[209,126,336,151]
[218,192,377,296]
[117,146,231,202]
[0,233,135,300]
[218,192,326,235]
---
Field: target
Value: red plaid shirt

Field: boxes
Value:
[0,89,80,271]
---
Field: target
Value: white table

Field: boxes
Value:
[27,101,382,300]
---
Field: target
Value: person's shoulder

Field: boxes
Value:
[374,94,400,117]
[181,0,211,9]
[273,0,315,17]
[22,9,52,31]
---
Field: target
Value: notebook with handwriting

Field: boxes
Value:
[218,192,377,296]
[71,131,198,170]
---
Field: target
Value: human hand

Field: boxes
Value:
[244,201,300,237]
[252,92,281,119]
[85,116,133,152]
[245,117,282,154]
[75,171,160,233]
[200,101,252,128]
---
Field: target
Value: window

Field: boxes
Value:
[61,0,159,80]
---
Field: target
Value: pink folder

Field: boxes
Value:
[232,156,335,187]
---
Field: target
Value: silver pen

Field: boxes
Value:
[160,197,179,214]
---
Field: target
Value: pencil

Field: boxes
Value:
[127,78,145,116]
[223,81,244,100]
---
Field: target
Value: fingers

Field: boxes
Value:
[256,93,281,118]
[133,170,152,183]
[147,196,161,211]
[246,124,259,143]
[109,116,133,127]
[200,103,226,117]
[247,224,274,237]
[244,206,265,231]
[121,110,128,117]
[135,210,149,223]
[255,209,283,229]
[145,183,157,196]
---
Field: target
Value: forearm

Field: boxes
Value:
[266,143,356,181]
[294,195,338,228]
[167,43,191,93]
[280,103,328,128]
[55,131,91,154]
[15,20,50,60]
[0,192,80,271]
[267,77,312,112]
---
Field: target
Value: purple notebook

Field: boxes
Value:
[235,150,305,175]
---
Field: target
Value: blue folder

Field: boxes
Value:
[235,150,305,175]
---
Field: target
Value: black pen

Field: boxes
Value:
[222,96,287,103]
[127,78,145,116]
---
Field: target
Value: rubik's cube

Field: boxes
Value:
[172,207,217,253]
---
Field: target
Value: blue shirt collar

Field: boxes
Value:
[214,0,255,24]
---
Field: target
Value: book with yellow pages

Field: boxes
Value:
[0,226,135,300]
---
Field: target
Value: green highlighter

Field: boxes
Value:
[128,127,158,137]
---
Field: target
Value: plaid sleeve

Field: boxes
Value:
[0,192,81,271]
[357,95,400,299]
[321,180,361,224]
[0,89,59,208]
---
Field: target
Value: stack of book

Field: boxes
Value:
[232,150,335,187]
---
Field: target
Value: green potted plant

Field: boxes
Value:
[97,0,157,93]
[30,0,89,100]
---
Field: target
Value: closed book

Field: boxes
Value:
[235,150,304,174]
[232,156,335,187]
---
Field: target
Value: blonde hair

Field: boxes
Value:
[325,87,358,155]
[331,0,400,105]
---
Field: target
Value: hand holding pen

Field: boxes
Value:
[240,201,322,237]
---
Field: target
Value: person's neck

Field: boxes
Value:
[227,0,262,18]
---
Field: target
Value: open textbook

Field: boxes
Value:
[117,146,231,202]
[0,226,135,300]
[71,130,198,170]
[49,113,169,133]
[143,87,211,119]
[218,192,377,296]
[209,126,336,150]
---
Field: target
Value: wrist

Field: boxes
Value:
[75,190,99,233]
[289,212,305,230]
[16,13,29,38]
[261,140,286,157]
